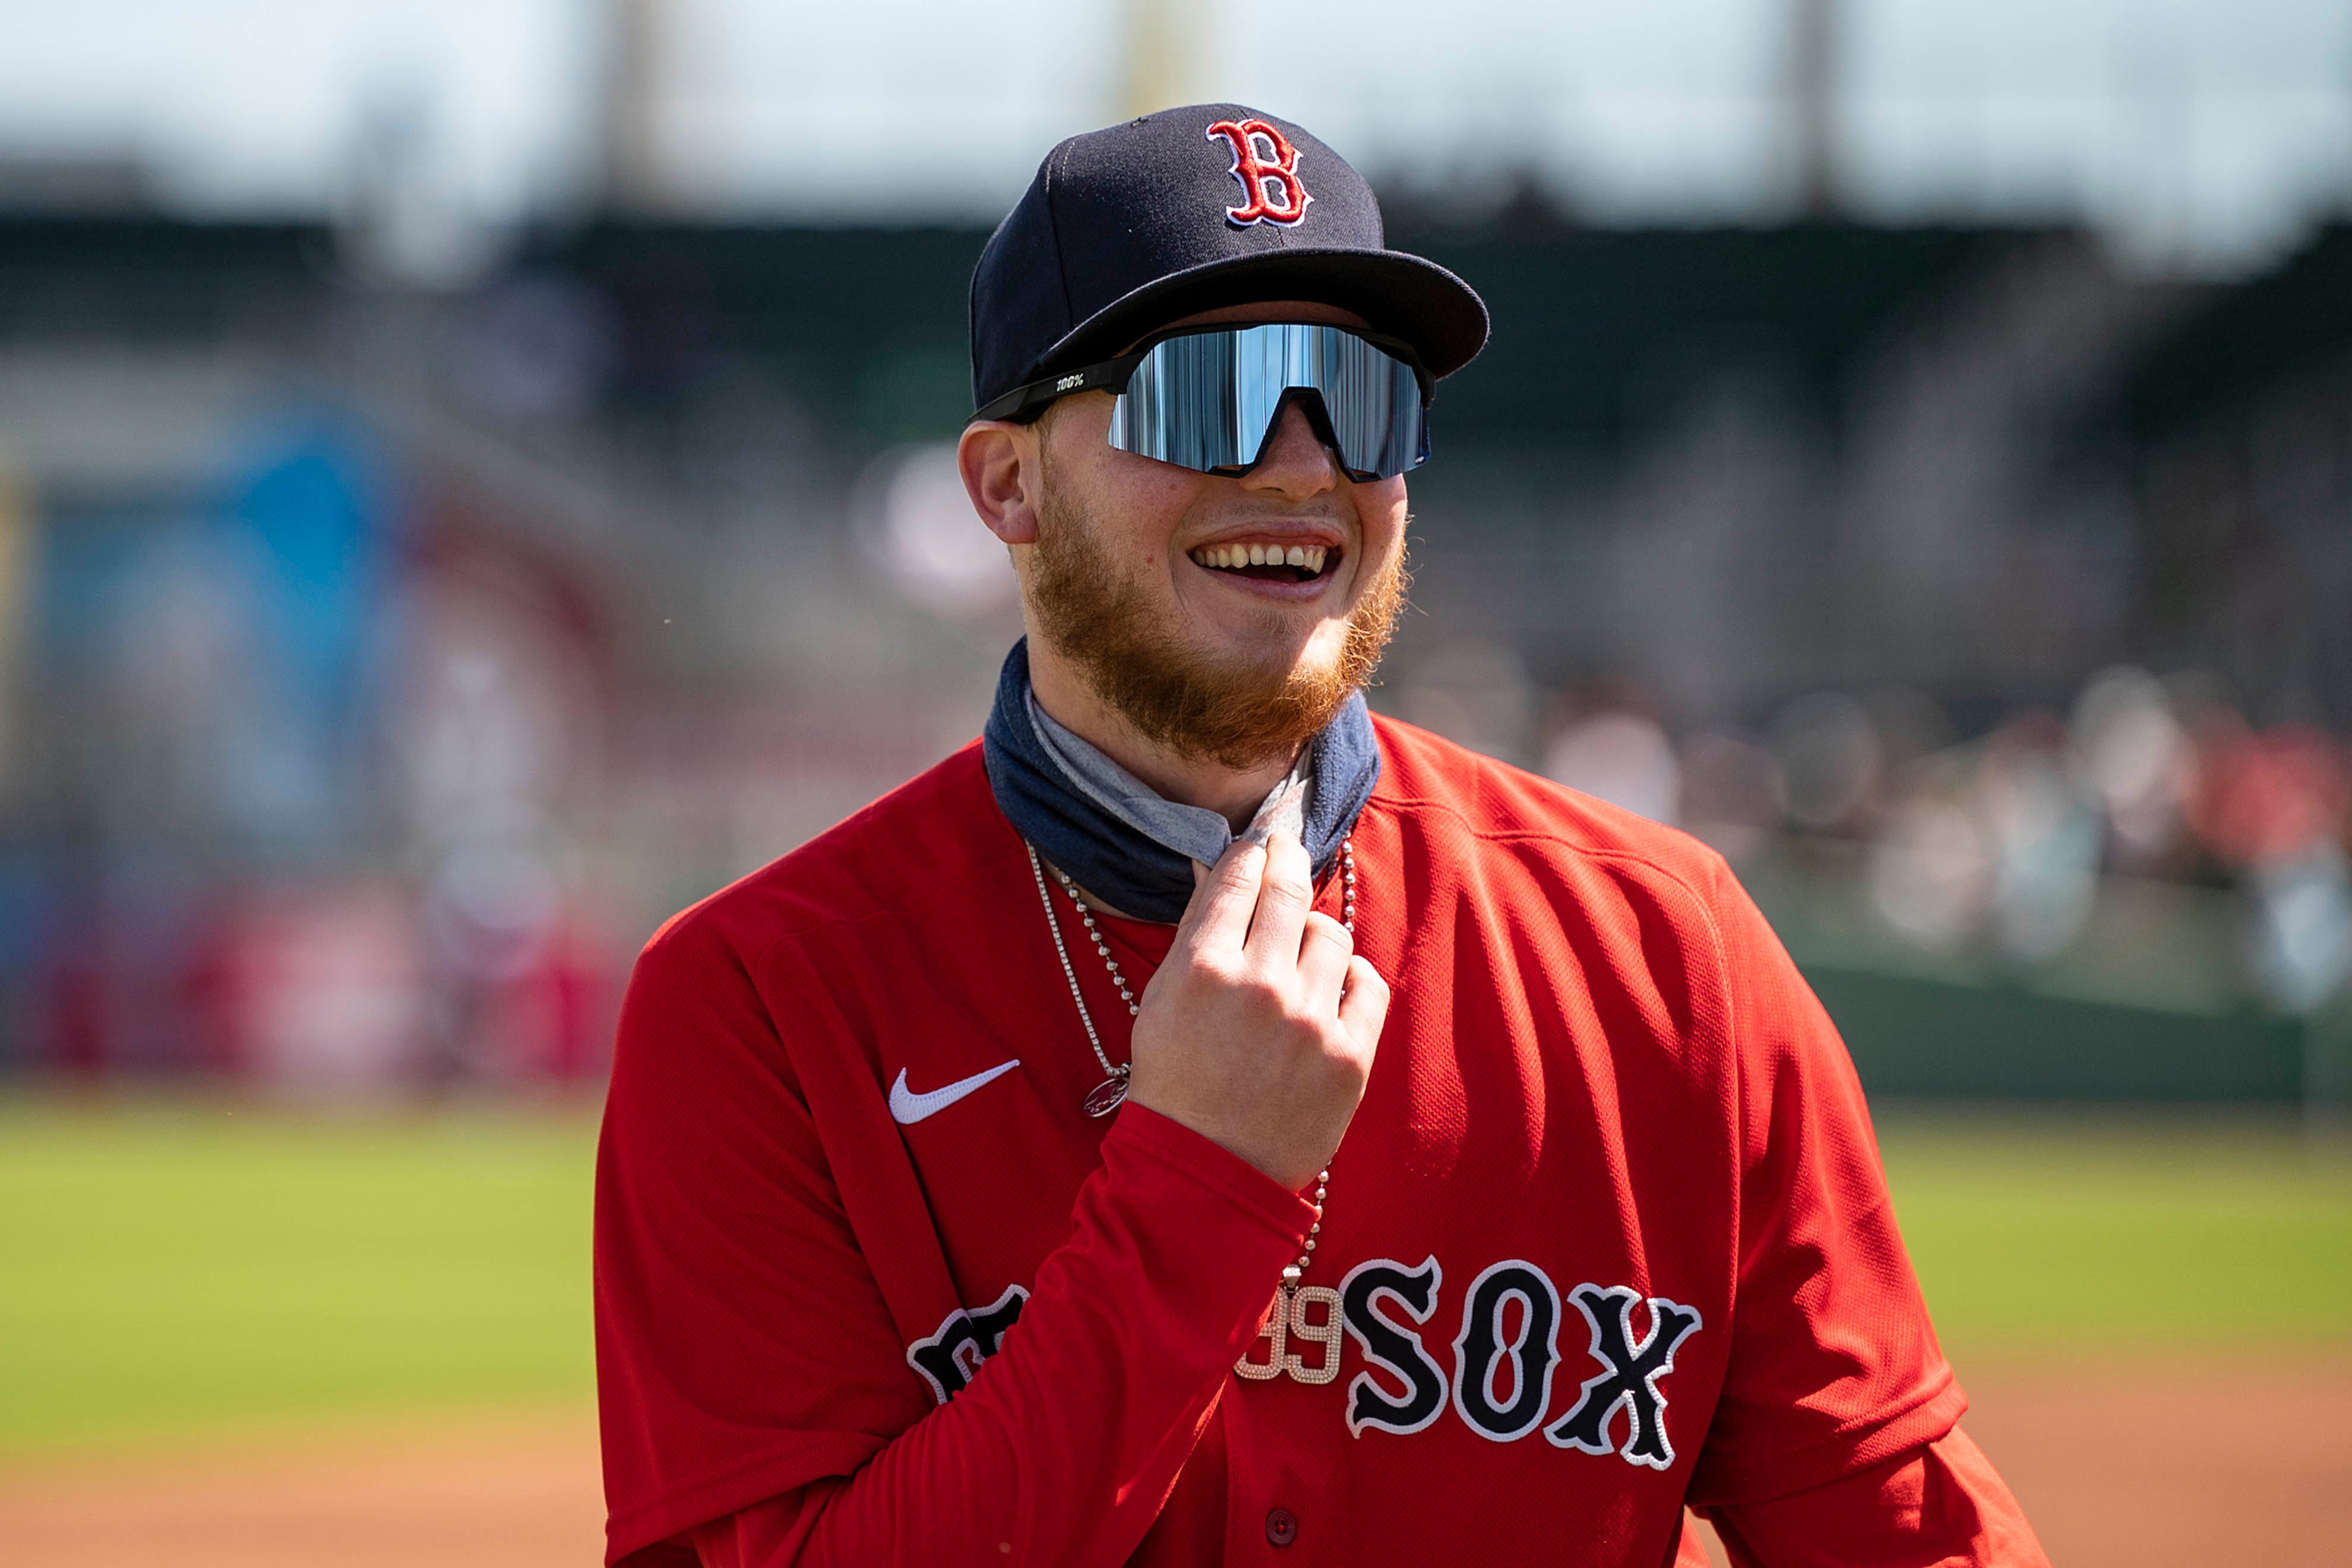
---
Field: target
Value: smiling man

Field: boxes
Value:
[593,108,2049,1566]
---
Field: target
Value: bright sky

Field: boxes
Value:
[4,0,2349,271]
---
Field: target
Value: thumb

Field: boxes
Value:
[1169,855,1214,944]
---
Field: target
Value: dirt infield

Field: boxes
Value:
[0,1410,604,1568]
[3,1359,2345,1566]
[1956,1356,2352,1566]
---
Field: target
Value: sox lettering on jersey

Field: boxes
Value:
[911,1261,1700,1469]
[905,1283,1028,1405]
[1548,1284,1705,1469]
[1338,1256,1449,1438]
[1205,118,1312,227]
[1451,1260,1563,1442]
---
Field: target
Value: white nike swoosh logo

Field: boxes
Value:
[889,1060,1023,1125]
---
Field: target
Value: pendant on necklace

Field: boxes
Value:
[1234,1282,1345,1385]
[1082,1069,1130,1118]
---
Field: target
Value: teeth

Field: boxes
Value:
[1188,543,1335,574]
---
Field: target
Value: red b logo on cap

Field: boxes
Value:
[1206,119,1312,227]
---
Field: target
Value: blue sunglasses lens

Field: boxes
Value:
[1106,324,1430,480]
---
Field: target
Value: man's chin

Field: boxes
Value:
[1088,573,1396,770]
[1187,603,1354,676]
[1190,635,1328,694]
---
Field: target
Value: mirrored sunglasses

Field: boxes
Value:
[972,322,1435,482]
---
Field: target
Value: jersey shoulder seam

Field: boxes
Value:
[669,829,1033,993]
[1368,789,1728,913]
[1361,789,1740,1047]
[642,750,1027,975]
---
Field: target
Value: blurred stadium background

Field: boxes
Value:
[1,1,2348,1564]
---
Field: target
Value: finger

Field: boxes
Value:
[1295,911,1354,1013]
[1175,837,1265,956]
[1170,855,1213,945]
[1243,830,1315,968]
[1336,955,1391,1053]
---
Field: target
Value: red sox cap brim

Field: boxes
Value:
[1031,245,1490,391]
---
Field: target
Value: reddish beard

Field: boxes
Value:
[1025,481,1407,771]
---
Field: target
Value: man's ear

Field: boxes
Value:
[959,420,1040,546]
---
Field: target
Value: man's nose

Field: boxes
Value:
[1240,399,1342,500]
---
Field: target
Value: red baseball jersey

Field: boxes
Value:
[596,717,2019,1566]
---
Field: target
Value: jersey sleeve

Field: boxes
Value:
[593,912,1317,1566]
[1699,1425,2050,1566]
[1684,856,1970,1508]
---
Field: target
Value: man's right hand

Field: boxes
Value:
[1124,831,1389,1193]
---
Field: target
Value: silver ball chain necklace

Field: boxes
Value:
[1023,837,1358,1386]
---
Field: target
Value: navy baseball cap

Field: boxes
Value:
[969,105,1488,416]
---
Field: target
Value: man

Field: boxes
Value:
[596,107,2048,1566]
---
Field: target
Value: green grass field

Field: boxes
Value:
[1,1096,2346,1459]
[1880,1108,2352,1349]
[0,1098,598,1458]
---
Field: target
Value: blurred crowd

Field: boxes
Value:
[14,418,2350,1093]
[1535,666,2352,1014]
[8,419,633,1095]
[11,382,2350,1092]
